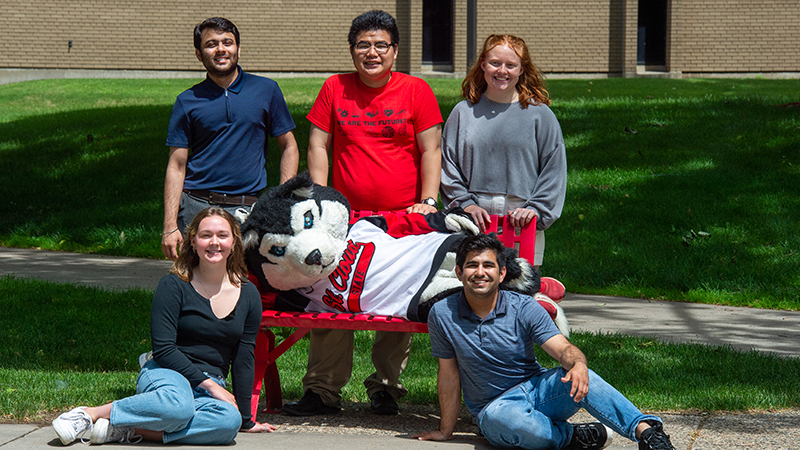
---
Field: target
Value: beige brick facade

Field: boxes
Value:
[669,0,800,74]
[3,0,799,77]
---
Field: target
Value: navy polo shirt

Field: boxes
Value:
[166,67,296,195]
[428,289,562,419]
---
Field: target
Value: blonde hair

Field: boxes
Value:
[171,207,248,286]
[462,34,550,108]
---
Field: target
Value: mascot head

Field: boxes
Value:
[242,172,351,291]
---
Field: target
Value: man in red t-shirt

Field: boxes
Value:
[285,10,443,417]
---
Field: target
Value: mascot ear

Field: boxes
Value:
[276,172,315,200]
[235,205,253,224]
[242,229,259,249]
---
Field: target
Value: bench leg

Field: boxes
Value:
[263,334,283,413]
[252,328,283,415]
[251,326,315,415]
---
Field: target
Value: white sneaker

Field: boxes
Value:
[138,351,153,369]
[52,406,93,445]
[90,418,143,445]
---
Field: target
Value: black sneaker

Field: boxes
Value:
[564,422,614,450]
[638,421,675,450]
[282,390,340,416]
[369,390,399,415]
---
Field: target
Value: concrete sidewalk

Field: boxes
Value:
[3,408,800,449]
[3,246,799,357]
[2,246,799,449]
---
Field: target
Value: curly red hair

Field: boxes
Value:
[462,34,550,108]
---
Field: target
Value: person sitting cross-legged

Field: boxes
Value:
[414,233,676,450]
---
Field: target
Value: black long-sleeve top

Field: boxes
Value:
[150,274,262,428]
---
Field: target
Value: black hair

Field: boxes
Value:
[347,10,400,46]
[455,233,508,271]
[194,17,240,51]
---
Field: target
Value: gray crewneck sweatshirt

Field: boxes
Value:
[440,96,567,230]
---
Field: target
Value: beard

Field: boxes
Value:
[201,51,239,79]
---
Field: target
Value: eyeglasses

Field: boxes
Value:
[354,41,394,54]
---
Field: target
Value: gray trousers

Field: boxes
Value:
[177,192,253,232]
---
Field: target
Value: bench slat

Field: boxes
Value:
[260,311,428,333]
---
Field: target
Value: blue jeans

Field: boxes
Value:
[477,367,660,450]
[109,360,241,445]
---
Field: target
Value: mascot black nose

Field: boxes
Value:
[305,249,322,266]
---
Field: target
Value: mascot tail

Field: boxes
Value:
[534,293,570,339]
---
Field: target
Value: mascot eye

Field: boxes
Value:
[303,211,314,229]
[269,246,286,257]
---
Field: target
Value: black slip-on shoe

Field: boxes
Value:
[370,391,400,415]
[282,390,340,416]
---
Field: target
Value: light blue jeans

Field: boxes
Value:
[477,367,661,450]
[109,360,241,445]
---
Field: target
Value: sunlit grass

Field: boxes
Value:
[1,78,799,309]
[4,276,798,421]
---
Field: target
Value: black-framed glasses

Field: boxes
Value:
[354,41,394,54]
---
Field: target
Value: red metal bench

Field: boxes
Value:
[251,212,536,416]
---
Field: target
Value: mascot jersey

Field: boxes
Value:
[291,219,457,319]
[306,72,443,211]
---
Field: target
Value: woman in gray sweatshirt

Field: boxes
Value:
[441,34,567,269]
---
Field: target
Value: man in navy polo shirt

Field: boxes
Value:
[415,234,676,450]
[162,17,298,260]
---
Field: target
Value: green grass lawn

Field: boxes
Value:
[2,77,797,309]
[3,277,799,422]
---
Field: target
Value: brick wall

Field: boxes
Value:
[472,0,633,75]
[452,1,468,73]
[669,0,800,74]
[3,0,799,76]
[3,0,406,73]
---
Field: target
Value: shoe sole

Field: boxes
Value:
[52,419,77,446]
[602,425,614,449]
[540,277,565,302]
[90,418,110,444]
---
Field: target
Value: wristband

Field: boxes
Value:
[162,228,179,236]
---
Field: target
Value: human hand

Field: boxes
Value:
[464,205,491,233]
[413,429,451,441]
[508,208,537,229]
[199,379,238,407]
[406,203,438,215]
[560,363,589,403]
[242,422,278,433]
[161,229,183,261]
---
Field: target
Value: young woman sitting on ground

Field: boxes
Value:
[52,207,273,445]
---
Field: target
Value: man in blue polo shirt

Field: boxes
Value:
[162,17,298,260]
[415,234,676,450]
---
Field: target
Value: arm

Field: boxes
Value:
[407,124,442,215]
[414,357,461,441]
[276,130,299,184]
[150,276,208,387]
[540,334,590,402]
[523,109,567,231]
[231,286,276,432]
[439,109,492,231]
[307,124,332,186]
[161,147,188,261]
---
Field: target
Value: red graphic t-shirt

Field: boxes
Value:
[307,72,443,211]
